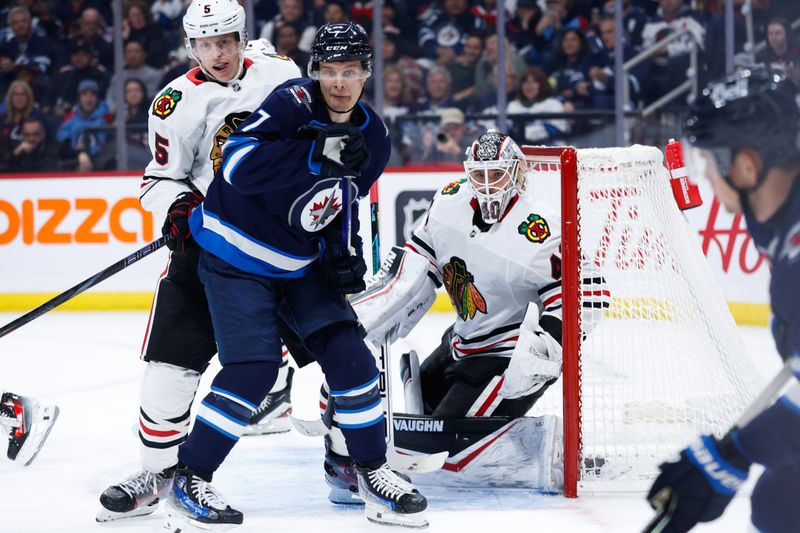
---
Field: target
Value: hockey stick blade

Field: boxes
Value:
[288,416,448,473]
[0,233,173,340]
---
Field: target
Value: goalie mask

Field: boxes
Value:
[464,131,528,224]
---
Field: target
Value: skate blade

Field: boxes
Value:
[365,503,429,529]
[240,414,291,436]
[328,486,364,506]
[96,500,158,522]
[18,405,59,466]
[162,511,239,532]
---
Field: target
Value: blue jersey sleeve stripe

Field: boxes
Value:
[222,141,259,185]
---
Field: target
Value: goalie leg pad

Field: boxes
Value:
[400,351,423,415]
[139,362,201,473]
[351,246,436,344]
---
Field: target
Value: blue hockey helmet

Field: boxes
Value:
[308,22,373,79]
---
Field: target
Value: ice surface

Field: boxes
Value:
[0,311,781,532]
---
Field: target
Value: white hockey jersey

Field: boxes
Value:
[138,40,302,221]
[408,178,566,360]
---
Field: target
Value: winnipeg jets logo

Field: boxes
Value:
[288,178,359,234]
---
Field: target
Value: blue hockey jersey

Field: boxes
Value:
[188,77,391,278]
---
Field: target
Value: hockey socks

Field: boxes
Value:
[178,361,278,478]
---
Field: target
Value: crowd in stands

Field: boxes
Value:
[0,0,799,171]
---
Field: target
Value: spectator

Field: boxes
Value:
[586,15,647,109]
[150,0,185,48]
[382,31,424,101]
[97,78,151,171]
[507,0,545,66]
[0,52,14,98]
[324,1,350,25]
[0,80,47,157]
[445,32,483,108]
[420,107,478,162]
[417,66,459,113]
[549,28,592,108]
[507,67,571,143]
[474,34,527,99]
[476,63,520,114]
[756,17,800,73]
[704,0,750,81]
[107,40,162,112]
[54,44,109,116]
[418,0,488,63]
[61,8,112,71]
[2,116,58,172]
[260,0,316,53]
[275,23,310,77]
[470,0,500,30]
[618,0,650,50]
[56,1,113,39]
[122,1,168,69]
[56,79,110,171]
[382,64,417,127]
[12,59,54,115]
[0,7,52,74]
[377,0,419,57]
[641,0,706,103]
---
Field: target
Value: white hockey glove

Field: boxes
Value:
[499,303,562,400]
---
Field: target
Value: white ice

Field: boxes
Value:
[0,311,782,533]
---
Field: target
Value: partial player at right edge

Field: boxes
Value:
[643,66,800,533]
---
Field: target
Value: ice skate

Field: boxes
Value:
[1,392,59,466]
[356,461,428,528]
[164,466,243,531]
[242,367,293,436]
[323,435,363,505]
[96,466,175,522]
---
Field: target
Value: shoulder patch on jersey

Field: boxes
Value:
[211,111,251,173]
[288,85,313,112]
[152,87,182,119]
[517,213,551,243]
[443,256,487,321]
[441,178,467,195]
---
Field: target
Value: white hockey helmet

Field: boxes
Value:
[464,130,528,224]
[183,0,248,82]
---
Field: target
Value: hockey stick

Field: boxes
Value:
[0,233,173,340]
[641,357,796,533]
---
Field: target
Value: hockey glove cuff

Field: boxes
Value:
[162,191,203,252]
[646,433,751,532]
[297,123,368,176]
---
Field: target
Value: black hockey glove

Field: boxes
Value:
[297,123,369,175]
[319,226,367,294]
[646,433,751,533]
[162,191,203,252]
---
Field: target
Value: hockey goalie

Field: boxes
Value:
[347,131,611,491]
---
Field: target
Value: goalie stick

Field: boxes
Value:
[641,358,796,533]
[0,233,173,340]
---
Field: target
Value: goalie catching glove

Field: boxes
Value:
[351,246,436,345]
[499,302,562,399]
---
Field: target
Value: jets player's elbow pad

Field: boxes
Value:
[351,246,436,345]
[499,302,562,399]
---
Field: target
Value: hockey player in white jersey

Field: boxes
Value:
[316,131,610,496]
[0,390,58,466]
[96,0,303,522]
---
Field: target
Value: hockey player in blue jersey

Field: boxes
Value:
[644,67,800,532]
[163,22,429,530]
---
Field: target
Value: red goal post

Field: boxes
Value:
[521,145,764,498]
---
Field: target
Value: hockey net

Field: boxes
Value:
[522,145,764,496]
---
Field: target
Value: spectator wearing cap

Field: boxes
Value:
[418,0,487,64]
[56,79,111,171]
[507,67,572,143]
[106,40,162,112]
[54,44,110,116]
[1,116,59,172]
[0,7,53,75]
[275,23,310,77]
[0,80,48,160]
[61,8,113,71]
[122,1,168,69]
[260,0,316,53]
[420,107,478,162]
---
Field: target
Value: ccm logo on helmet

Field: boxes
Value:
[0,198,154,244]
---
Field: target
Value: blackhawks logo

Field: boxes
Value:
[152,87,182,120]
[441,178,466,195]
[443,257,487,321]
[211,112,251,172]
[517,213,550,243]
